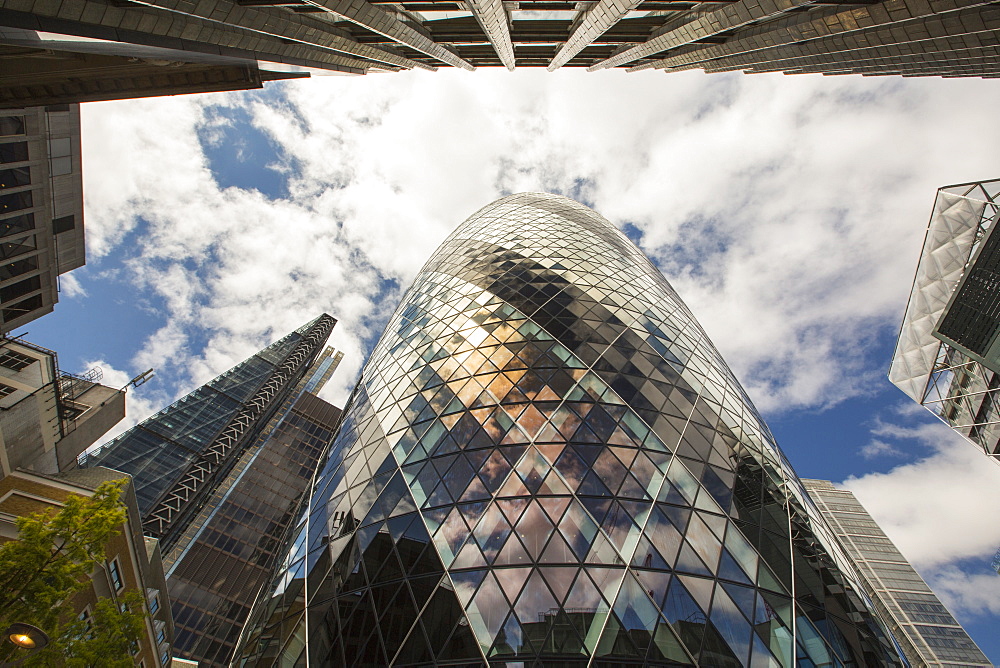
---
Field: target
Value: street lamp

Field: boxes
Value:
[0,624,49,666]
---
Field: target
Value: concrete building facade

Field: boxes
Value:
[1,0,997,79]
[0,104,84,333]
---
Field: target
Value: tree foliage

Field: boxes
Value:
[0,480,148,666]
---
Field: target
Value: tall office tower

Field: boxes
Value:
[803,480,991,668]
[80,315,335,550]
[889,179,1000,460]
[3,0,997,78]
[0,104,85,333]
[164,350,344,667]
[81,315,341,666]
[237,194,903,667]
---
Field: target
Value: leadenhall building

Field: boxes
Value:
[235,194,905,667]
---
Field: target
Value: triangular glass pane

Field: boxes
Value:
[494,531,531,567]
[674,541,712,576]
[538,566,577,605]
[515,500,555,559]
[630,535,668,571]
[649,616,695,664]
[465,571,509,652]
[594,611,643,658]
[711,584,753,666]
[634,569,671,612]
[513,569,558,630]
[559,500,600,560]
[539,530,575,564]
[495,566,532,603]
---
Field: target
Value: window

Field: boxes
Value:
[0,349,35,372]
[108,557,124,591]
[2,293,43,322]
[0,142,28,165]
[148,593,160,614]
[0,117,25,137]
[0,234,36,261]
[0,213,34,238]
[0,383,17,398]
[0,256,38,282]
[0,191,32,215]
[0,167,30,190]
[0,276,41,304]
[52,215,75,234]
[48,138,72,176]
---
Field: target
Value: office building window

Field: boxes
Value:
[0,142,28,165]
[52,215,75,234]
[108,557,124,591]
[0,349,34,371]
[48,138,71,176]
[0,118,25,137]
[0,167,30,190]
[0,276,40,304]
[0,191,32,214]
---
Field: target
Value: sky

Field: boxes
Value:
[19,67,1000,662]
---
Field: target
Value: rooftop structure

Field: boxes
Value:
[0,336,124,477]
[889,178,1000,460]
[803,479,990,668]
[1,0,997,79]
[237,194,904,667]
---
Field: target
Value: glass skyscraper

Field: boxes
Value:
[81,314,340,666]
[238,194,904,666]
[803,479,990,668]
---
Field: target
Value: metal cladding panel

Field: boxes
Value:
[238,194,903,667]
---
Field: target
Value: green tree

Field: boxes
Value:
[0,480,148,666]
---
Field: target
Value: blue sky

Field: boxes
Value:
[20,68,1000,662]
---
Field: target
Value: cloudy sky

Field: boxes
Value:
[23,67,1000,660]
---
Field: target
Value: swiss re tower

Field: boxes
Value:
[238,194,905,667]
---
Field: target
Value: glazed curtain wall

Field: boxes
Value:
[237,194,904,667]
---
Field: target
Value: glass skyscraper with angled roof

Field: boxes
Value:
[237,194,904,667]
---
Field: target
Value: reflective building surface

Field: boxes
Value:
[803,479,990,668]
[238,194,904,667]
[81,315,339,666]
[889,179,1000,460]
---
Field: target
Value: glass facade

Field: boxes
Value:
[889,179,1000,460]
[83,316,341,667]
[803,480,990,668]
[237,193,904,667]
[81,315,335,549]
[165,357,344,666]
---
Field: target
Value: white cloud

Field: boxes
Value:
[844,418,1000,569]
[925,565,1000,618]
[59,272,87,298]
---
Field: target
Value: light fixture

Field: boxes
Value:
[0,623,49,666]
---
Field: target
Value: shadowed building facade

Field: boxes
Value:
[236,194,904,667]
[1,0,997,80]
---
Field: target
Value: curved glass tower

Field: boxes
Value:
[237,194,904,667]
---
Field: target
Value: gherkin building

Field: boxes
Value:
[236,194,904,667]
